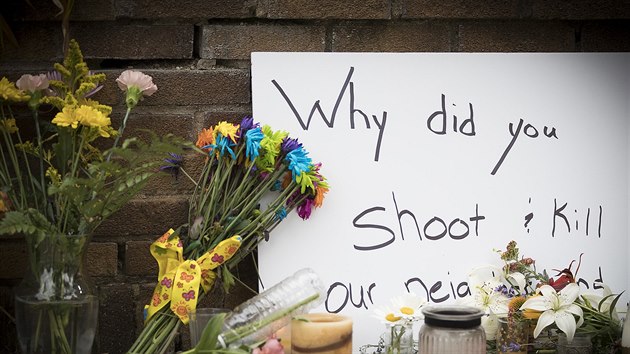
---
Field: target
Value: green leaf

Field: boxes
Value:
[195,312,226,351]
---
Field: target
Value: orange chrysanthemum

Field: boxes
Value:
[196,127,214,149]
[314,184,329,208]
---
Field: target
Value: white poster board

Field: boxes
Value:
[252,53,630,350]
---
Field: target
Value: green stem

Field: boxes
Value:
[107,107,132,162]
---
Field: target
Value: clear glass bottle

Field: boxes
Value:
[217,268,326,347]
[418,305,486,354]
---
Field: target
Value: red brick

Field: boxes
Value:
[0,241,27,279]
[116,0,255,19]
[95,196,189,237]
[396,0,523,19]
[532,0,630,20]
[199,24,326,60]
[85,242,118,277]
[0,22,63,63]
[581,21,630,51]
[0,240,116,278]
[96,283,137,354]
[257,0,391,19]
[458,21,576,52]
[332,22,451,52]
[9,0,116,21]
[95,68,251,106]
[125,240,156,276]
[69,22,194,59]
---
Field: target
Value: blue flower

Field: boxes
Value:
[285,146,312,181]
[204,134,236,159]
[275,207,287,221]
[245,127,264,161]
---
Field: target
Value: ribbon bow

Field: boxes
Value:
[144,229,241,324]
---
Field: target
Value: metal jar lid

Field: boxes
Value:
[422,305,484,329]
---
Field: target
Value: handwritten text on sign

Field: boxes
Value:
[254,53,629,349]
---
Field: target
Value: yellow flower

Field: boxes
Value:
[0,118,18,133]
[45,167,61,186]
[0,77,30,102]
[76,105,113,138]
[214,121,239,142]
[52,105,80,129]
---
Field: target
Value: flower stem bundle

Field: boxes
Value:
[129,117,329,353]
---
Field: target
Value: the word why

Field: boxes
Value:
[271,67,387,161]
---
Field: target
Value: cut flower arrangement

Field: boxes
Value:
[462,241,624,353]
[128,117,329,353]
[0,39,183,353]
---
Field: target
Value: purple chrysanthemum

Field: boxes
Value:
[238,116,258,137]
[281,137,302,154]
[159,152,183,179]
[297,198,314,220]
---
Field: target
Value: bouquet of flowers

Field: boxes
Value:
[128,117,329,353]
[462,241,624,353]
[0,39,183,353]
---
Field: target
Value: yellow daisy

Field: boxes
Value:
[52,106,80,129]
[0,77,29,102]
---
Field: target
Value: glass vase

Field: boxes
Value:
[381,322,414,354]
[496,317,529,353]
[14,232,98,354]
[556,333,592,354]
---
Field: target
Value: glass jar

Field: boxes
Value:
[418,305,486,354]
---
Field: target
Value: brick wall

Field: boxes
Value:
[1,0,629,353]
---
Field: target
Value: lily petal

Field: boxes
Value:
[554,312,577,342]
[533,311,555,337]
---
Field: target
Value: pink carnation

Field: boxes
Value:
[252,337,284,354]
[116,70,157,96]
[16,74,49,93]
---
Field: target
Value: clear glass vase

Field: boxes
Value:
[496,317,529,353]
[14,232,98,354]
[381,322,414,354]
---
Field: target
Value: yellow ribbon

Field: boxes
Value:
[144,229,242,324]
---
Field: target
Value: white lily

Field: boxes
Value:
[580,282,619,320]
[520,283,584,342]
[460,267,510,340]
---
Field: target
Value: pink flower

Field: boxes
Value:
[252,337,285,354]
[116,70,157,96]
[116,70,157,109]
[16,74,49,93]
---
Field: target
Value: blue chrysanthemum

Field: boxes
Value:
[285,146,312,181]
[275,207,288,221]
[271,179,282,191]
[204,134,236,159]
[245,127,264,161]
